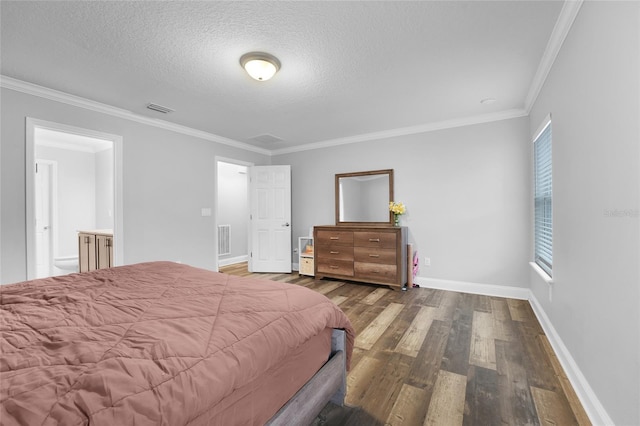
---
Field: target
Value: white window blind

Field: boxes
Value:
[534,121,552,277]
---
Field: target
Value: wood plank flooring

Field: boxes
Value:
[220,263,590,426]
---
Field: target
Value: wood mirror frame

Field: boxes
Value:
[335,169,394,226]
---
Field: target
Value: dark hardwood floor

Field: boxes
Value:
[220,263,590,426]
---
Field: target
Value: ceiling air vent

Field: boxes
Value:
[146,103,174,114]
[248,134,283,144]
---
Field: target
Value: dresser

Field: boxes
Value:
[314,225,408,290]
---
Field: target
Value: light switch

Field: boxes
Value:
[201,208,212,217]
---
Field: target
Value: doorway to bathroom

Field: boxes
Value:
[25,119,123,280]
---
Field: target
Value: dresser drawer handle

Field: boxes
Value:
[329,265,340,269]
[330,237,340,240]
[368,254,380,258]
[369,238,380,242]
[330,251,340,254]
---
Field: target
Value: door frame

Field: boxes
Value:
[214,156,253,271]
[25,118,124,280]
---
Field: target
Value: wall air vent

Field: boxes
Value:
[146,103,175,114]
[218,225,231,256]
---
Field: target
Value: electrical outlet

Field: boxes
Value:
[424,257,431,267]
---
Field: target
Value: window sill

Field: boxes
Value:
[529,262,553,284]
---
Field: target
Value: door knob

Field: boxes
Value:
[283,222,290,227]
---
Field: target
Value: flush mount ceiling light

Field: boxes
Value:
[240,52,281,81]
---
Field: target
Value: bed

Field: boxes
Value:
[0,261,354,425]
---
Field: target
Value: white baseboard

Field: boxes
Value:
[414,276,530,300]
[528,294,614,426]
[218,255,249,267]
[414,274,613,425]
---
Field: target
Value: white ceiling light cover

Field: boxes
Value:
[240,52,281,81]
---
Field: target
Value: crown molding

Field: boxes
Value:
[271,108,528,156]
[0,75,271,156]
[524,0,584,112]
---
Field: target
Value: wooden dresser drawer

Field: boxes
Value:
[354,231,396,249]
[354,262,397,282]
[354,247,396,265]
[317,259,354,277]
[317,246,354,261]
[316,230,354,246]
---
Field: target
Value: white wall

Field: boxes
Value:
[95,147,114,229]
[0,88,270,284]
[217,161,248,261]
[529,2,639,424]
[274,116,532,288]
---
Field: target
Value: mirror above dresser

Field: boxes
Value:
[335,169,394,226]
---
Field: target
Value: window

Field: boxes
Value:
[534,119,552,277]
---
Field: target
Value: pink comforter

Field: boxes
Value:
[0,262,354,425]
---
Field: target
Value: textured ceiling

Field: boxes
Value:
[1,1,564,151]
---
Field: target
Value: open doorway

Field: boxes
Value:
[216,158,251,269]
[26,119,123,280]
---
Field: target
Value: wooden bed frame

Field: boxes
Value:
[266,329,347,425]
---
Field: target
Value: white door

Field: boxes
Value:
[249,165,292,273]
[35,161,52,278]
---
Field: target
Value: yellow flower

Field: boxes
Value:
[389,201,406,215]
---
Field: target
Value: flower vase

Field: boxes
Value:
[394,214,400,227]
